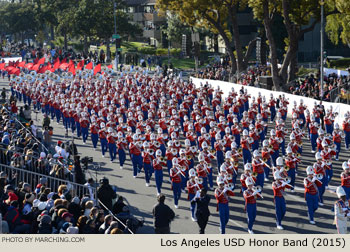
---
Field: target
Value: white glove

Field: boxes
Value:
[342,208,348,212]
[223,187,228,193]
[347,212,350,217]
[252,191,257,196]
[281,181,287,187]
[195,191,201,199]
[312,177,317,182]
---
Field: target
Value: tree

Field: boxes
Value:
[249,0,321,90]
[156,0,257,80]
[161,13,191,47]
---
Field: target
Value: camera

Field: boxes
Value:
[81,156,93,170]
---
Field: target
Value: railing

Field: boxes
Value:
[0,164,94,198]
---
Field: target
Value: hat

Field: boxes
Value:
[72,196,80,205]
[25,193,35,203]
[62,212,73,219]
[4,184,14,192]
[60,222,71,233]
[0,172,6,178]
[7,192,18,203]
[57,140,63,145]
[67,226,79,234]
[336,186,346,198]
[22,183,31,190]
[38,201,47,211]
[39,194,48,202]
[39,215,52,225]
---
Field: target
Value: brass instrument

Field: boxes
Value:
[296,153,300,158]
[316,173,323,180]
[154,141,161,148]
[225,183,235,191]
[210,149,216,155]
[149,149,155,155]
[263,158,268,162]
[186,155,192,160]
[171,148,178,155]
[159,157,166,162]
[283,176,291,184]
[238,148,243,153]
[284,165,289,171]
[252,185,262,193]
[174,140,180,146]
[226,174,233,180]
[269,144,274,149]
[234,162,239,168]
[195,177,203,184]
[181,166,187,172]
[252,172,258,177]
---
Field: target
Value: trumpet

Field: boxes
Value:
[159,157,166,162]
[237,148,243,153]
[174,140,180,146]
[226,174,233,180]
[283,176,291,184]
[252,172,258,177]
[284,165,289,171]
[186,155,192,160]
[269,144,274,149]
[316,173,323,180]
[154,141,161,148]
[225,183,235,191]
[263,158,268,162]
[171,148,178,155]
[195,177,203,184]
[149,149,155,155]
[234,162,239,168]
[210,149,216,155]
[252,185,262,193]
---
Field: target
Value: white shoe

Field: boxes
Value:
[326,186,329,190]
[120,166,123,169]
[146,183,149,187]
[174,205,179,209]
[277,225,284,230]
[181,189,185,193]
[311,150,316,153]
[191,217,197,222]
[248,229,254,234]
[83,142,86,145]
[102,155,105,158]
[133,176,137,179]
[309,220,316,225]
[110,160,113,163]
[290,189,294,193]
[336,158,339,161]
[318,202,324,206]
[264,178,269,182]
[210,187,214,191]
[93,148,96,151]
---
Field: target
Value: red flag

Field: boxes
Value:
[53,59,60,70]
[93,64,101,75]
[38,65,47,74]
[107,64,113,69]
[59,63,69,70]
[12,68,20,76]
[77,59,84,70]
[0,63,5,70]
[61,58,67,64]
[47,63,52,70]
[34,58,39,64]
[38,57,45,65]
[85,62,93,70]
[68,63,76,75]
[24,63,34,70]
[54,57,59,63]
[32,64,40,72]
[17,61,26,68]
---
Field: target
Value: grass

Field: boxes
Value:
[162,57,196,69]
[97,41,149,54]
[296,67,318,77]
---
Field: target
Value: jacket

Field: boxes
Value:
[152,202,175,228]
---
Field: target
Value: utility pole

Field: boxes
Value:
[320,0,324,101]
[113,0,118,70]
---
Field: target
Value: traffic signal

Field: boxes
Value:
[115,38,121,48]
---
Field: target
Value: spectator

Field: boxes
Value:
[97,177,117,212]
[152,194,175,234]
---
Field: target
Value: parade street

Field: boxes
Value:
[1,76,343,234]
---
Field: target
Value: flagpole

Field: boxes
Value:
[113,0,118,70]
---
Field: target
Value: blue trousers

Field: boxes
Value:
[63,116,69,129]
[81,127,89,143]
[246,203,257,231]
[334,141,341,159]
[325,124,333,135]
[259,132,265,143]
[207,168,213,188]
[189,193,196,218]
[305,193,318,221]
[91,133,98,148]
[256,173,264,189]
[70,118,76,133]
[271,150,279,166]
[243,149,251,164]
[166,160,173,176]
[252,140,259,151]
[218,203,229,234]
[318,176,327,203]
[345,131,350,149]
[100,138,107,156]
[155,170,163,194]
[310,133,318,152]
[108,143,117,161]
[181,170,189,190]
[280,139,286,156]
[118,149,126,167]
[264,159,271,179]
[76,122,81,137]
[274,196,286,226]
[270,106,276,121]
[131,154,142,176]
[234,134,241,146]
[342,186,350,200]
[216,150,224,171]
[287,168,296,188]
[172,182,181,206]
[325,168,333,187]
[55,109,61,123]
[144,163,153,183]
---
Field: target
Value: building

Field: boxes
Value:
[124,0,166,47]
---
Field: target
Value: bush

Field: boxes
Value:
[156,48,168,56]
[170,48,181,57]
[329,58,350,69]
[138,47,156,55]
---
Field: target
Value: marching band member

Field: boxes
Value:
[196,153,210,190]
[332,123,344,160]
[90,118,99,150]
[129,135,143,178]
[341,162,350,200]
[324,109,335,134]
[261,140,273,181]
[142,142,154,187]
[214,134,225,169]
[304,166,322,224]
[241,129,253,164]
[200,141,215,189]
[276,119,287,156]
[243,177,263,234]
[187,169,203,221]
[249,124,260,151]
[252,150,266,189]
[313,152,326,205]
[80,113,90,144]
[269,94,276,122]
[240,163,255,193]
[107,128,117,162]
[215,176,234,234]
[316,128,325,152]
[170,158,183,209]
[179,149,190,192]
[116,132,127,169]
[272,171,293,230]
[98,122,108,157]
[320,140,336,188]
[343,114,350,150]
[285,146,300,189]
[334,186,350,234]
[269,129,281,166]
[309,116,319,153]
[153,150,166,195]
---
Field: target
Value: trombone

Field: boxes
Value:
[186,155,192,160]
[316,173,323,180]
[252,185,263,198]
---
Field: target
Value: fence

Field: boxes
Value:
[0,163,94,198]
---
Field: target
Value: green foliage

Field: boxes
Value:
[138,47,157,55]
[156,48,168,56]
[329,58,350,69]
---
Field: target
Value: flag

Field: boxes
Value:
[59,63,69,70]
[54,57,59,64]
[53,59,60,70]
[32,64,40,72]
[38,65,47,74]
[93,64,101,75]
[0,63,5,70]
[61,58,67,64]
[77,59,84,70]
[107,64,113,69]
[85,62,93,70]
[34,58,39,64]
[68,63,76,75]
[47,63,52,71]
[24,63,34,70]
[17,61,26,68]
[38,57,45,65]
[12,68,20,76]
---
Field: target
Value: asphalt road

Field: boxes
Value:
[1,78,345,234]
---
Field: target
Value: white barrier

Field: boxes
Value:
[324,67,349,77]
[0,57,22,64]
[190,77,350,126]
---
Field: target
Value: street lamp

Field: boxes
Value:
[320,0,324,101]
[113,0,118,69]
